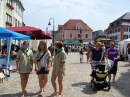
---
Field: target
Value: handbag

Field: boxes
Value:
[106,59,114,71]
[37,52,47,62]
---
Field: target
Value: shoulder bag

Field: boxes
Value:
[37,51,47,62]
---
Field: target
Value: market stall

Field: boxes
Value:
[0,26,30,83]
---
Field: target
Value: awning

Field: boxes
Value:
[8,26,52,39]
[63,41,82,45]
[0,27,30,40]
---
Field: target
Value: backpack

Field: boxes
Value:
[80,48,83,54]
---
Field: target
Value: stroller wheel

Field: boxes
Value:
[107,82,111,91]
[90,79,93,88]
[91,82,96,91]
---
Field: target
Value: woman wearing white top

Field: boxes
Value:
[34,41,52,96]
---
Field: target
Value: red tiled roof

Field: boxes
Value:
[58,25,63,28]
[60,19,93,31]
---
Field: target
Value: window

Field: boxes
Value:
[124,28,125,32]
[13,17,15,25]
[16,3,18,12]
[126,28,128,32]
[18,21,19,27]
[15,18,17,27]
[70,34,72,38]
[6,13,12,23]
[18,6,20,15]
[7,0,12,5]
[129,35,130,38]
[124,35,128,39]
[19,22,20,26]
[115,36,117,40]
[113,29,114,33]
[124,27,128,32]
[118,28,120,32]
[60,33,62,37]
[116,22,119,25]
[115,29,117,33]
[21,9,23,17]
[112,36,114,39]
[108,31,109,34]
[14,1,16,11]
[86,34,88,38]
[109,30,111,34]
[129,28,130,32]
[78,34,80,38]
[110,30,112,34]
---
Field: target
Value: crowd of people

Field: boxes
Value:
[79,41,120,83]
[14,40,122,97]
[63,44,87,54]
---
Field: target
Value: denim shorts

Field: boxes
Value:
[36,67,49,75]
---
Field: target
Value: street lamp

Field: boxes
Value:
[48,18,54,45]
[79,28,82,43]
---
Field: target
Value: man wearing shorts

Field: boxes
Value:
[106,41,120,83]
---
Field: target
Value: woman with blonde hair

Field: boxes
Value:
[16,41,33,97]
[90,42,104,69]
[51,41,67,97]
[34,41,52,96]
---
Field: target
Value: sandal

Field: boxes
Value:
[24,90,27,94]
[21,94,24,97]
[58,95,63,97]
[51,92,59,96]
[38,91,44,96]
[111,79,115,83]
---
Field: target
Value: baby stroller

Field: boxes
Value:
[90,64,111,91]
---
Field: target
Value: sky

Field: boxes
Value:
[22,0,130,32]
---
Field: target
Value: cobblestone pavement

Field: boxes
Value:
[0,53,130,97]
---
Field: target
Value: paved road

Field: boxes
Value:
[0,53,130,97]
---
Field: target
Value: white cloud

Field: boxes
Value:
[21,0,129,31]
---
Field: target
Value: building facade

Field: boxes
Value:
[0,0,24,28]
[92,30,106,41]
[55,19,93,44]
[106,12,130,43]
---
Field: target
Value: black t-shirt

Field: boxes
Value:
[91,48,102,61]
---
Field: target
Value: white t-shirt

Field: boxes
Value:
[41,56,45,67]
[40,52,45,67]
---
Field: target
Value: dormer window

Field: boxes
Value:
[76,22,82,30]
[111,24,113,27]
[116,22,119,25]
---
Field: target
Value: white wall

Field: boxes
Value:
[108,32,120,41]
[0,0,4,27]
[13,1,23,27]
[29,39,52,51]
